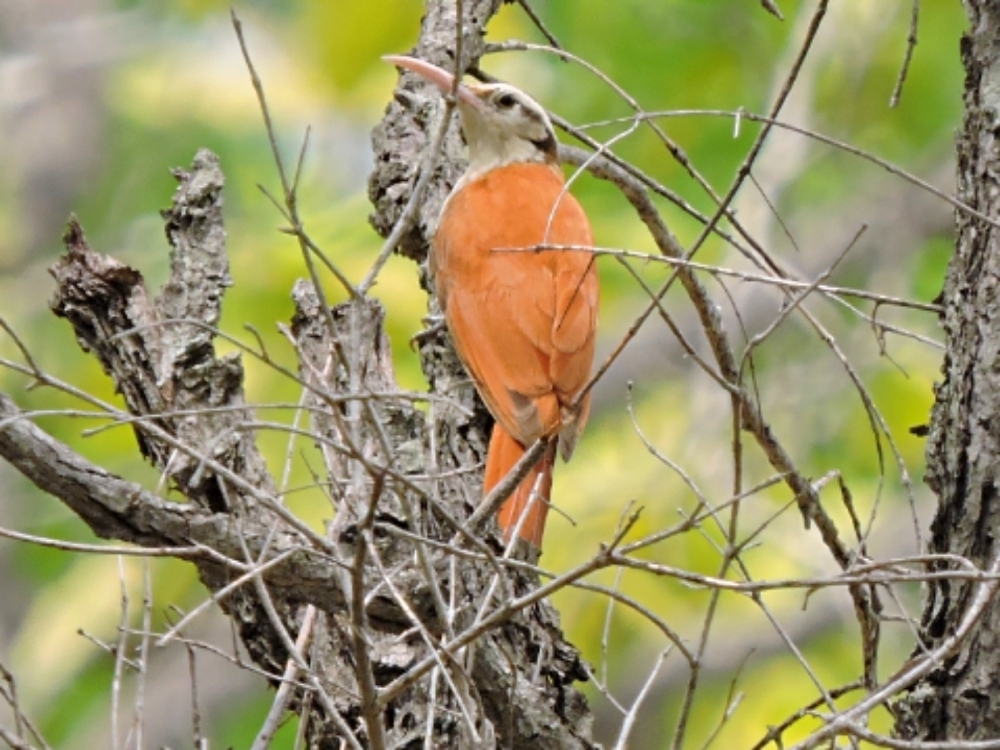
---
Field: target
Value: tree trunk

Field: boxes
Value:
[0,1,599,747]
[896,0,1000,740]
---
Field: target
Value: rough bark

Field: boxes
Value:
[369,0,498,262]
[0,1,599,747]
[895,0,1000,741]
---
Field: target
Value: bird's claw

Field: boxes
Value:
[410,315,447,350]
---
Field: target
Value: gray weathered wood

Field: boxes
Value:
[895,0,1000,741]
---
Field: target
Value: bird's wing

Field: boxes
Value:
[445,283,553,443]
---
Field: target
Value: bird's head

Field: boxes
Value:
[385,55,557,179]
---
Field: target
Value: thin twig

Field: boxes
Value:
[613,648,670,750]
[890,0,920,107]
[250,605,318,750]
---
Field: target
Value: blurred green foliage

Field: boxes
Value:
[0,0,965,747]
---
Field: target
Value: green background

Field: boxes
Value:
[0,0,962,747]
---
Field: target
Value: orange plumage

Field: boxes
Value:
[385,55,599,548]
[435,163,598,546]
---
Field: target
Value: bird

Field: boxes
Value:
[386,55,599,549]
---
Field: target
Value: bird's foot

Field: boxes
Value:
[410,315,446,350]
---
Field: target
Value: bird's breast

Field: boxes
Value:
[434,163,592,289]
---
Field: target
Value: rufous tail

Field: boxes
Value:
[485,424,556,547]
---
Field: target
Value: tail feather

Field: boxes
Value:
[484,424,556,547]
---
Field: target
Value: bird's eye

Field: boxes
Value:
[495,93,518,110]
